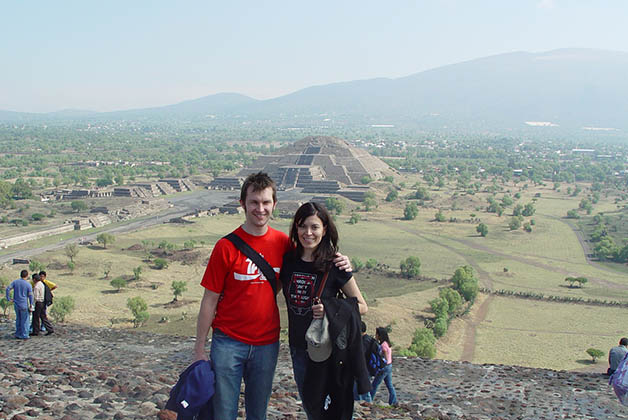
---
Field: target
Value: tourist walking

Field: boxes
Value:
[280,201,369,419]
[5,270,34,340]
[370,327,398,405]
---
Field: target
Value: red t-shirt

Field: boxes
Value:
[201,226,291,345]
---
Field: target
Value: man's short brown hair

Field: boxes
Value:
[240,172,277,204]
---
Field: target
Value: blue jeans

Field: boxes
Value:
[353,381,373,402]
[289,346,314,419]
[210,329,279,420]
[370,364,397,405]
[14,304,30,339]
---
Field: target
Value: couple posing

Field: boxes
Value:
[193,172,368,419]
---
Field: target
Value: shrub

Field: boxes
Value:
[154,258,168,270]
[127,296,149,328]
[404,202,419,220]
[0,297,10,316]
[407,328,436,358]
[365,258,377,270]
[96,233,115,249]
[433,316,448,338]
[110,277,127,292]
[171,280,188,301]
[586,348,604,363]
[351,257,364,272]
[400,256,421,278]
[50,296,76,322]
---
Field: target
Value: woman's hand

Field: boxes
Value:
[312,302,325,319]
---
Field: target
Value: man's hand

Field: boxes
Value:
[333,252,352,272]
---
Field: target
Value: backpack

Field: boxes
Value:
[611,352,628,405]
[363,335,387,377]
[43,282,53,307]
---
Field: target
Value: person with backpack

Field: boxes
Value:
[370,327,398,405]
[31,273,54,336]
[355,321,378,402]
[36,271,56,332]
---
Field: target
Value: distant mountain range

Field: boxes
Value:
[2,48,628,130]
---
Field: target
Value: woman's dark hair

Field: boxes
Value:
[289,202,338,271]
[376,327,390,345]
[32,273,41,282]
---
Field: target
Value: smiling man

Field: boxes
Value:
[194,172,290,420]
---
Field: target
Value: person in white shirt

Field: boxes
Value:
[30,274,54,336]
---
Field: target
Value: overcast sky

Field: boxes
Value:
[2,0,627,113]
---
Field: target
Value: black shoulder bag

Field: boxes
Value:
[224,232,278,295]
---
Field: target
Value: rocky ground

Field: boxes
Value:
[1,320,627,420]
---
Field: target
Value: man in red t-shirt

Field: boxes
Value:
[194,172,352,420]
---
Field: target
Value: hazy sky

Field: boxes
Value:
[2,0,627,113]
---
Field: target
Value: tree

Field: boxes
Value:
[400,256,421,278]
[65,243,79,263]
[564,277,577,288]
[433,316,448,338]
[50,296,76,322]
[110,277,127,292]
[365,258,377,269]
[406,328,436,358]
[67,261,76,273]
[404,202,419,220]
[349,213,360,225]
[512,204,524,217]
[586,348,604,363]
[434,210,446,222]
[429,297,449,319]
[71,200,88,212]
[575,277,588,288]
[325,197,344,215]
[385,190,398,202]
[439,287,463,315]
[154,258,168,269]
[103,262,112,279]
[0,297,10,317]
[96,233,115,249]
[363,196,377,212]
[451,266,479,302]
[522,203,536,217]
[566,209,580,219]
[509,216,522,231]
[415,187,431,200]
[171,280,188,301]
[476,223,488,237]
[29,260,46,273]
[11,178,33,199]
[127,296,149,328]
[133,266,143,281]
[351,257,364,272]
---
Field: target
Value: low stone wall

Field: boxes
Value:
[0,223,75,248]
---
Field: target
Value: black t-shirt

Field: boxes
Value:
[280,253,353,349]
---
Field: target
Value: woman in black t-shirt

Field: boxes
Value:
[280,202,368,415]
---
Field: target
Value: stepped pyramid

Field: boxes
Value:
[239,136,391,197]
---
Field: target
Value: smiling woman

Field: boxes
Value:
[280,201,368,418]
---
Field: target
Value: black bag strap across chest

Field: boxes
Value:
[224,232,278,295]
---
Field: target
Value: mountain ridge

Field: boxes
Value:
[2,48,628,129]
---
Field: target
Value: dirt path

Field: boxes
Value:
[460,294,493,362]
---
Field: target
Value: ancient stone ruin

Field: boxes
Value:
[239,136,391,201]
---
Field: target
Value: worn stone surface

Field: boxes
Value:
[1,319,627,419]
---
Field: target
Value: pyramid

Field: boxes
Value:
[239,136,391,193]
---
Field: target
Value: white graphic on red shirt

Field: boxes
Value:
[233,257,279,283]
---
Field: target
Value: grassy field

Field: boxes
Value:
[474,296,626,371]
[2,176,628,371]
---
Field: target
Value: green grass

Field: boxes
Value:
[474,296,626,370]
[3,179,628,371]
